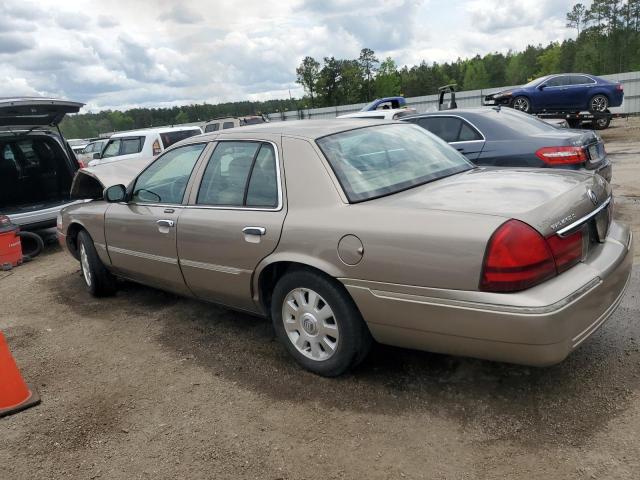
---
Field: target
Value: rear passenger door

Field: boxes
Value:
[177,140,285,312]
[410,116,485,160]
[565,75,595,110]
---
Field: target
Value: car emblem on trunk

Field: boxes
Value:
[587,189,598,206]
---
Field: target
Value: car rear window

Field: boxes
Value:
[497,110,559,134]
[317,124,473,203]
[160,129,201,149]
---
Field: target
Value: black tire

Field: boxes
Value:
[593,115,611,130]
[17,231,44,259]
[271,269,372,377]
[77,230,117,297]
[589,94,609,113]
[511,96,531,113]
[567,118,581,129]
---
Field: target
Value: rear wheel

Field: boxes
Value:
[77,230,116,297]
[593,115,611,130]
[589,94,609,113]
[511,96,531,113]
[271,269,372,376]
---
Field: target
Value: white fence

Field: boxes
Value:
[265,71,640,121]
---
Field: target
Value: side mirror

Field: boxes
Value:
[104,184,127,203]
[538,84,546,90]
[93,152,101,160]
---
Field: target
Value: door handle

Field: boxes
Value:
[157,219,175,228]
[243,226,266,236]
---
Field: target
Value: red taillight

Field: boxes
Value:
[480,220,556,292]
[152,139,162,156]
[546,229,583,274]
[77,159,86,168]
[535,146,587,165]
[480,220,584,292]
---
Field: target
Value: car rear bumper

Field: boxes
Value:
[341,221,633,366]
[6,201,82,230]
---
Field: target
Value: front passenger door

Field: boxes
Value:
[105,143,207,294]
[177,140,286,312]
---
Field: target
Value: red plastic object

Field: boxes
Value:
[0,331,40,417]
[0,216,22,269]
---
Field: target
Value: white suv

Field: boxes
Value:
[88,126,202,167]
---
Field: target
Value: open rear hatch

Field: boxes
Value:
[0,97,83,130]
[0,97,84,220]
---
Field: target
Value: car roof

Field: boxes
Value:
[110,125,202,138]
[192,119,397,141]
[404,107,531,118]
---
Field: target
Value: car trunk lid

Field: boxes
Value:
[370,167,611,238]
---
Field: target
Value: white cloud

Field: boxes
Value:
[0,0,580,112]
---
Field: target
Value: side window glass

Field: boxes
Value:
[121,137,143,155]
[205,123,220,132]
[458,122,482,141]
[570,75,593,85]
[222,122,235,129]
[546,76,565,87]
[197,142,260,206]
[418,117,461,143]
[102,139,121,158]
[132,143,205,204]
[246,144,278,207]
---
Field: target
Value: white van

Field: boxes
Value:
[88,126,202,167]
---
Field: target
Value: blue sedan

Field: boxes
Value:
[485,73,624,113]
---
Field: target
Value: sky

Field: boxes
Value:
[0,0,582,112]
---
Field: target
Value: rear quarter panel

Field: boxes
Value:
[264,136,505,292]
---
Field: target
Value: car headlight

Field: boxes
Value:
[494,91,513,99]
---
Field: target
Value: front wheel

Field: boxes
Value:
[77,230,117,297]
[271,269,372,376]
[589,94,609,113]
[511,96,531,113]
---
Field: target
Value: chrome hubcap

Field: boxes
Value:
[591,96,607,112]
[513,98,529,111]
[282,288,339,361]
[80,243,92,287]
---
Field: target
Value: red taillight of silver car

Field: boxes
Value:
[535,146,588,165]
[480,219,584,292]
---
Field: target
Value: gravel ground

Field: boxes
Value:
[1,122,639,479]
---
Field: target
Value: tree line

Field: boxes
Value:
[61,0,640,139]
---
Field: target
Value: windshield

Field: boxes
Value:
[316,124,473,202]
[522,75,550,88]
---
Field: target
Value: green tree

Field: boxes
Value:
[536,43,562,75]
[296,56,321,107]
[175,110,190,124]
[374,57,401,97]
[463,60,490,90]
[358,48,379,101]
[567,3,588,35]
